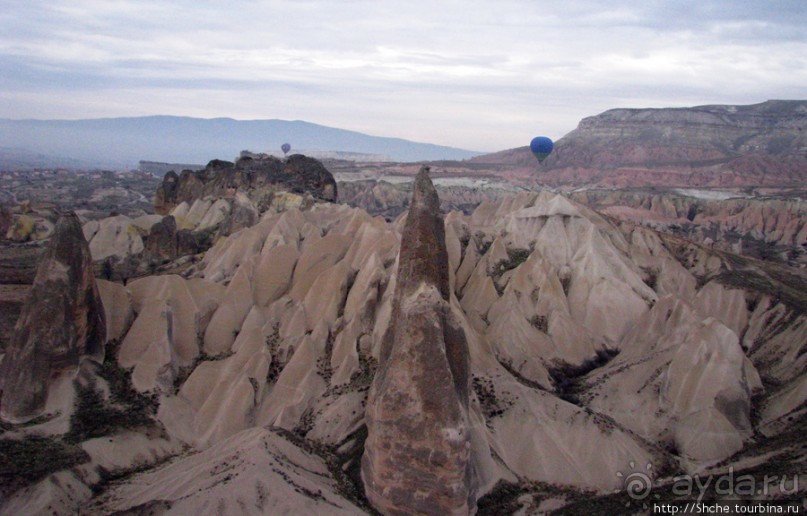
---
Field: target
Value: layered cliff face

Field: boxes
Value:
[472,100,807,188]
[362,167,477,514]
[567,100,805,164]
[1,189,804,513]
[0,212,106,423]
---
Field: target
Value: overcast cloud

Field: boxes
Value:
[1,0,805,151]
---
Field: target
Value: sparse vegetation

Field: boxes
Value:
[549,348,620,405]
[473,375,517,423]
[530,314,548,333]
[506,248,531,269]
[558,452,804,515]
[496,358,546,392]
[458,232,471,253]
[475,231,492,256]
[91,453,180,496]
[173,350,234,393]
[476,479,597,516]
[316,331,335,384]
[0,435,89,496]
[326,353,377,398]
[65,340,159,443]
[65,377,156,444]
[273,426,381,515]
[293,407,317,438]
[712,262,807,315]
[476,480,528,515]
[265,324,286,385]
[642,267,659,290]
[492,247,531,280]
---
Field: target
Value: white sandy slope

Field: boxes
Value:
[89,427,364,515]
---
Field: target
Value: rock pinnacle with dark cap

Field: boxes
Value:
[361,166,477,515]
[0,212,106,423]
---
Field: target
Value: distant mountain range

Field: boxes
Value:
[0,116,482,170]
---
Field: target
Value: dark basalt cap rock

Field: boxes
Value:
[0,212,106,423]
[362,166,477,515]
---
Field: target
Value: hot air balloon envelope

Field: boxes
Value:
[281,143,291,155]
[530,136,553,163]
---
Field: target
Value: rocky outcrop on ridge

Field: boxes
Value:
[0,212,106,423]
[362,167,477,514]
[155,154,338,215]
[76,155,338,280]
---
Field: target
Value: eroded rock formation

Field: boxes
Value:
[77,155,338,280]
[362,167,477,515]
[155,154,337,215]
[341,180,807,268]
[2,186,805,513]
[570,189,807,267]
[0,212,106,422]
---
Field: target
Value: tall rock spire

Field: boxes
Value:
[362,166,477,514]
[0,212,106,423]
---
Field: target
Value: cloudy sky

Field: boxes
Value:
[1,0,805,152]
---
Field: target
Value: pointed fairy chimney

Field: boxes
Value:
[0,212,106,423]
[361,166,478,515]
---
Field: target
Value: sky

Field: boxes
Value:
[1,0,806,152]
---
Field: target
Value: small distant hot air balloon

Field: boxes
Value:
[281,143,291,156]
[530,136,553,163]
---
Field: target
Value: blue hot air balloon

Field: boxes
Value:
[281,143,291,156]
[530,136,553,163]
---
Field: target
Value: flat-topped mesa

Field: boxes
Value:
[0,212,106,423]
[362,166,477,515]
[154,154,338,215]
